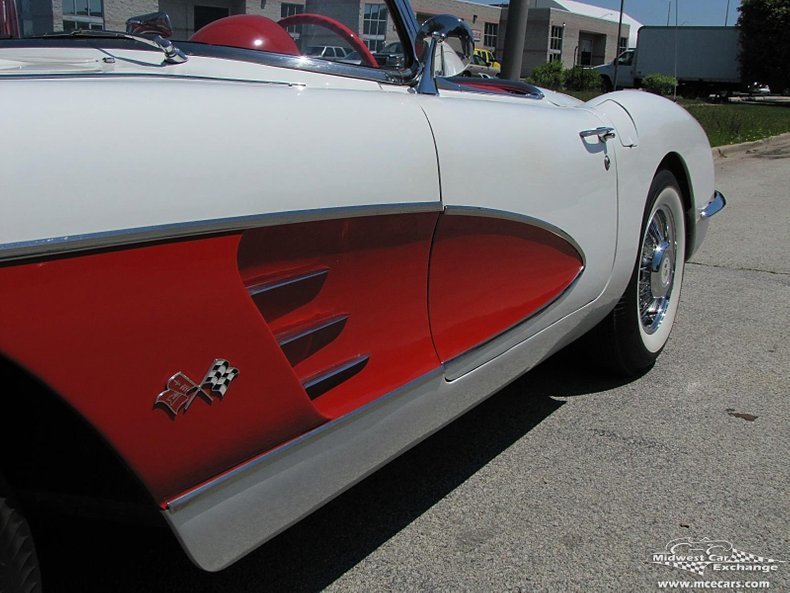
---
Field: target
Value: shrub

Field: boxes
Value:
[528,62,603,92]
[565,66,603,91]
[528,60,564,90]
[642,73,677,96]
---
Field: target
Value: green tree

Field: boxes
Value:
[738,0,790,93]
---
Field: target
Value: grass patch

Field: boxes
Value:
[563,88,790,147]
[680,102,790,147]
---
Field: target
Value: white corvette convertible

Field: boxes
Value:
[0,0,724,589]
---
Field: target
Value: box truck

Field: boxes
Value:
[595,26,741,96]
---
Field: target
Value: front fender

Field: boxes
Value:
[587,90,715,302]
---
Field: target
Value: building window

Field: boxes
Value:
[281,2,304,39]
[62,0,103,31]
[579,38,592,65]
[194,6,228,33]
[363,3,388,52]
[619,36,628,54]
[549,24,563,60]
[483,22,497,48]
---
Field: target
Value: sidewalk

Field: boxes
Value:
[713,131,790,161]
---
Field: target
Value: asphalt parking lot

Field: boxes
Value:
[38,136,789,593]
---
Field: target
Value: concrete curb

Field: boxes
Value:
[713,132,790,161]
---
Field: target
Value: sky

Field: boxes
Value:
[476,0,743,27]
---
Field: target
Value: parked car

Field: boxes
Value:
[373,39,405,67]
[0,2,725,589]
[748,82,771,95]
[304,44,350,61]
[473,47,501,72]
[464,52,500,77]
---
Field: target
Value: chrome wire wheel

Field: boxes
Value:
[582,169,687,376]
[638,204,677,335]
[636,177,686,355]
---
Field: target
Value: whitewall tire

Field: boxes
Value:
[593,169,686,376]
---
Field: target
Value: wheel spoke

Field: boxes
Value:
[647,220,661,246]
[639,203,680,335]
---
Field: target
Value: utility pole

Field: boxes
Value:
[613,0,625,89]
[502,0,528,80]
[725,0,731,25]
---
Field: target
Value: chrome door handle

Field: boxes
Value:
[579,127,616,142]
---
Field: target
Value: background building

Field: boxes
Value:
[412,0,503,54]
[499,0,637,77]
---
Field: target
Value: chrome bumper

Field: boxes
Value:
[689,190,726,258]
[701,190,727,219]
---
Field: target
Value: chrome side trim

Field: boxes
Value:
[438,77,545,100]
[247,268,329,298]
[0,72,307,87]
[162,300,597,572]
[444,205,587,268]
[700,190,727,219]
[0,202,442,263]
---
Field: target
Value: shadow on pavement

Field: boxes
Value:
[36,350,634,593]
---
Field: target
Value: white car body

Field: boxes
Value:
[0,0,724,579]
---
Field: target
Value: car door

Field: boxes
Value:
[417,91,618,373]
[0,8,446,503]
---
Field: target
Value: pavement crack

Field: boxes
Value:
[688,261,789,276]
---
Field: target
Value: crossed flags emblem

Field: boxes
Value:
[155,359,239,419]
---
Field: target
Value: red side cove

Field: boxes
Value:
[0,213,440,502]
[428,214,584,362]
[0,236,325,502]
[237,213,440,418]
[0,211,581,503]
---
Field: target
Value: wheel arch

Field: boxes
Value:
[0,353,156,517]
[655,151,695,261]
